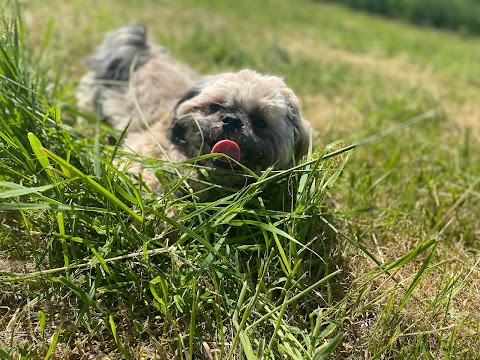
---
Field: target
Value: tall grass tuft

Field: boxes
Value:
[0,6,349,358]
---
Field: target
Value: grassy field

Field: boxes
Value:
[1,0,479,358]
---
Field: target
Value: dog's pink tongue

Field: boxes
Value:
[211,140,241,162]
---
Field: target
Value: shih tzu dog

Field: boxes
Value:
[77,26,311,194]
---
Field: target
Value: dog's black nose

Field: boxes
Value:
[222,115,243,131]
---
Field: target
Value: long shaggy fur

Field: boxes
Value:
[77,26,311,193]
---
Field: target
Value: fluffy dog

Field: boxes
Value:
[77,26,311,193]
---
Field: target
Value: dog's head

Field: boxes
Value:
[169,70,310,173]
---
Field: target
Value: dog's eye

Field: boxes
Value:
[252,117,267,129]
[209,103,223,113]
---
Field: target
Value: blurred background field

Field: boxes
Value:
[1,0,479,358]
[317,0,480,35]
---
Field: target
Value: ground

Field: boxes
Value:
[1,0,479,358]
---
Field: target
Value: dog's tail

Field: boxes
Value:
[86,25,149,82]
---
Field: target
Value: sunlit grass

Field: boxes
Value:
[1,0,480,359]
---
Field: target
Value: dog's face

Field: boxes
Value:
[169,70,310,172]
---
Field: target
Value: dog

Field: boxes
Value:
[77,26,311,194]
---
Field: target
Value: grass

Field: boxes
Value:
[1,0,480,358]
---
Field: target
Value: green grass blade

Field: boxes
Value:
[189,280,198,360]
[0,181,70,199]
[28,132,53,178]
[246,269,341,332]
[312,333,344,360]
[149,275,169,314]
[38,310,46,338]
[0,202,113,212]
[43,329,60,360]
[109,315,133,360]
[57,276,104,314]
[42,147,143,222]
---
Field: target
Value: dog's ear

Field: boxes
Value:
[293,117,311,160]
[290,109,310,161]
[170,76,218,145]
[172,76,219,116]
[281,89,311,161]
[173,86,201,113]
